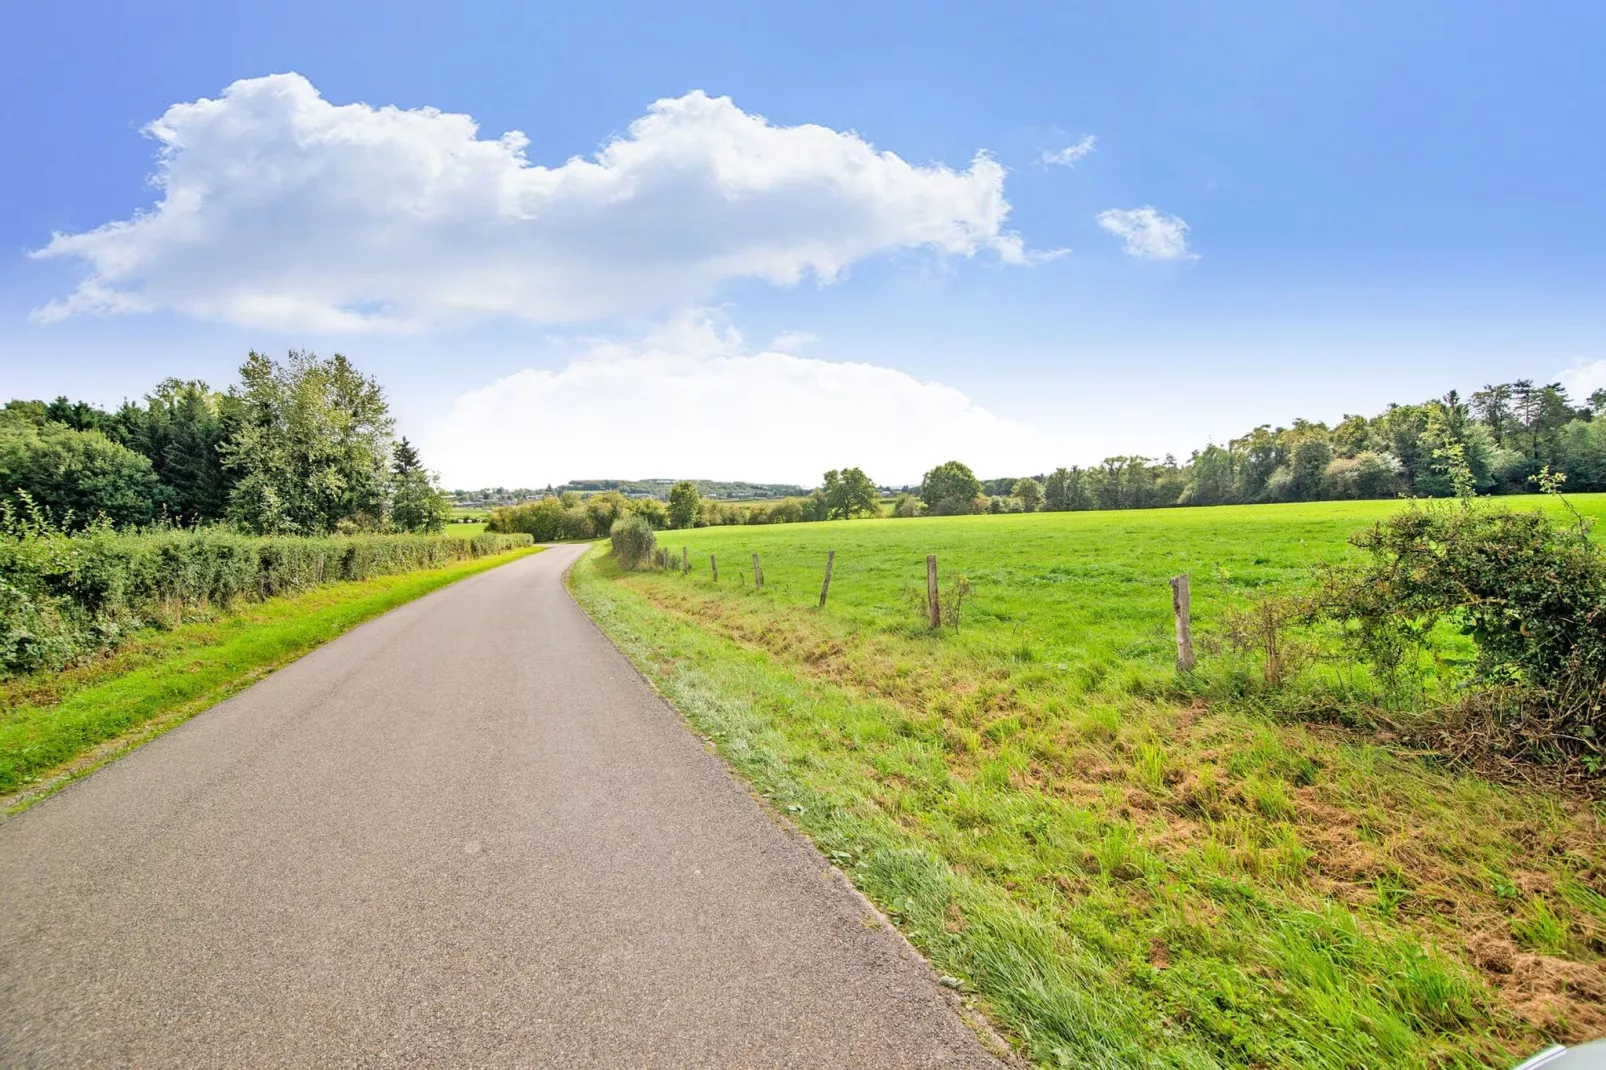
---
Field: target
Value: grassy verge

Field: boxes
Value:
[1,546,539,810]
[572,502,1606,1069]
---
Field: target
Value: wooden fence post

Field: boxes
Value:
[682,547,689,575]
[818,550,835,608]
[710,554,718,582]
[1171,574,1195,671]
[752,553,764,590]
[927,554,940,629]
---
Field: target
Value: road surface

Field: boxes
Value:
[0,544,1001,1068]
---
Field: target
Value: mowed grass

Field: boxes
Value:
[573,498,1606,1069]
[0,546,540,808]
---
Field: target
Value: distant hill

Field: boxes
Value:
[450,479,809,505]
[558,479,809,500]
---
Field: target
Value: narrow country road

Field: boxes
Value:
[0,546,1001,1068]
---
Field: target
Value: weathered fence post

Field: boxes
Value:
[752,553,764,590]
[926,554,940,630]
[1170,574,1195,671]
[710,554,718,582]
[682,547,689,575]
[818,550,835,608]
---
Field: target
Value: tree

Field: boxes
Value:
[1472,383,1514,446]
[1091,456,1155,509]
[919,460,982,513]
[1331,415,1370,458]
[1287,439,1334,501]
[890,492,924,518]
[1012,477,1044,512]
[1181,446,1238,506]
[222,351,395,535]
[143,379,231,524]
[0,415,159,529]
[1043,468,1071,511]
[667,480,700,529]
[628,496,669,529]
[390,437,452,533]
[821,467,880,519]
[1230,426,1286,499]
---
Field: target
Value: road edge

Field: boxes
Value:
[560,542,1021,1067]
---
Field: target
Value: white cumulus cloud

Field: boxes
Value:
[1097,206,1198,261]
[426,314,1047,487]
[1558,359,1606,401]
[1041,135,1096,167]
[32,74,1027,333]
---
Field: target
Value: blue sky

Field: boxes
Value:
[3,1,1604,486]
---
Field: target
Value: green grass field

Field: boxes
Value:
[573,497,1606,1068]
[0,546,540,810]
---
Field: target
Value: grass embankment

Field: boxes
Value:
[1,546,539,810]
[572,499,1606,1069]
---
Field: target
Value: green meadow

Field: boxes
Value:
[573,497,1606,1069]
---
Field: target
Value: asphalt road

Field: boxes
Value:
[0,545,1002,1068]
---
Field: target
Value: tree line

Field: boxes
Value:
[487,378,1606,539]
[1,351,453,535]
[1016,380,1606,513]
[905,379,1606,517]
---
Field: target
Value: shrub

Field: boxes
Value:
[891,493,924,518]
[764,498,805,524]
[932,494,987,516]
[486,496,594,541]
[609,515,657,570]
[628,497,669,529]
[1314,502,1606,770]
[0,524,533,677]
[0,418,160,530]
[1323,451,1403,500]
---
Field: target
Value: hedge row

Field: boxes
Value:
[0,528,533,676]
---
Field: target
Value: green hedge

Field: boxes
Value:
[0,528,533,676]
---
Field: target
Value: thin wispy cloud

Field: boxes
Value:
[1097,206,1198,261]
[1041,134,1096,167]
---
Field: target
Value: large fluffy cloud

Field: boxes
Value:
[32,74,1025,332]
[427,315,1047,487]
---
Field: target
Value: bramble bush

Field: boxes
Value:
[0,503,532,677]
[609,515,657,570]
[1310,501,1606,772]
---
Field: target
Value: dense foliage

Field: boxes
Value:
[1312,501,1606,770]
[3,352,453,535]
[608,515,657,570]
[821,467,880,519]
[0,512,532,676]
[0,416,160,528]
[1006,381,1606,514]
[920,460,985,515]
